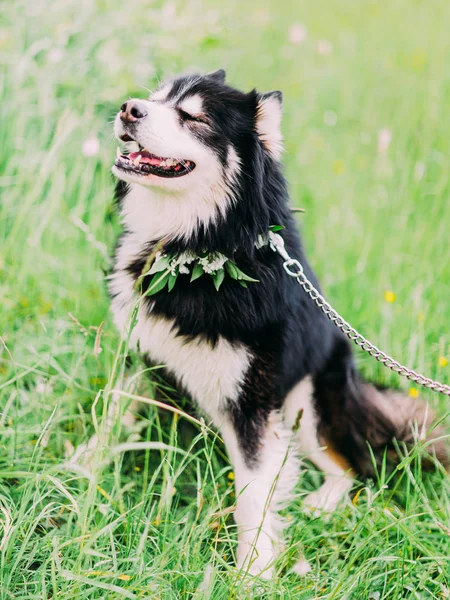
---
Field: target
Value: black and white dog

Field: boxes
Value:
[108,70,446,578]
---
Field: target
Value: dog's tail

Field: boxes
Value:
[315,339,449,478]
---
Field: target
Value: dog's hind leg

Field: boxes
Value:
[220,411,300,579]
[283,376,354,514]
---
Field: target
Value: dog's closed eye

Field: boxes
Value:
[177,108,209,125]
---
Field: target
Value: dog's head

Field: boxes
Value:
[112,70,283,200]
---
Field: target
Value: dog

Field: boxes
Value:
[108,69,447,578]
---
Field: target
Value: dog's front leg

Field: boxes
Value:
[220,411,300,579]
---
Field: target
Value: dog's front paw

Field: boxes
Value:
[68,434,102,470]
[303,489,338,515]
[237,544,275,580]
[304,478,352,516]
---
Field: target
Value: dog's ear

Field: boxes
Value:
[256,91,283,160]
[207,69,226,83]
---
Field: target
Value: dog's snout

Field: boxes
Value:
[120,101,148,123]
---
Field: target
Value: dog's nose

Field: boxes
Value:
[120,101,148,123]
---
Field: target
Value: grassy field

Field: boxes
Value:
[2,0,450,597]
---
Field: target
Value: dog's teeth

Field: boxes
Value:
[133,155,142,166]
[166,158,175,167]
[160,159,167,167]
[116,147,121,160]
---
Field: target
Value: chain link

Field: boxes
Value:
[268,232,450,397]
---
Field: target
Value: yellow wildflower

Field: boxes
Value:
[332,159,345,175]
[409,388,419,398]
[384,290,396,303]
[352,488,363,505]
[439,357,448,368]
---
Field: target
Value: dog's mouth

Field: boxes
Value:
[114,144,196,179]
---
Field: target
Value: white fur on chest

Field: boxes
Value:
[109,236,251,423]
[121,181,227,244]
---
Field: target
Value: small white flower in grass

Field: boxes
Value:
[377,128,392,154]
[317,39,333,56]
[414,161,426,181]
[36,378,49,394]
[47,48,64,64]
[288,23,307,45]
[324,110,337,126]
[82,136,100,157]
[291,559,311,576]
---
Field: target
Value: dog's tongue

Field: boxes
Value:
[129,150,163,166]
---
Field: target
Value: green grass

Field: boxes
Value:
[1,0,450,597]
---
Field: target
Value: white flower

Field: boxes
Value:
[47,48,64,64]
[177,251,196,266]
[414,161,425,181]
[160,250,199,277]
[209,254,228,271]
[36,378,49,394]
[377,128,392,154]
[323,110,337,126]
[199,252,228,274]
[82,136,100,157]
[288,24,307,45]
[199,257,214,274]
[317,39,333,56]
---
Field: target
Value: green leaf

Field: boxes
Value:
[225,261,239,280]
[167,271,178,292]
[213,269,225,291]
[269,224,285,232]
[190,262,204,282]
[226,261,258,284]
[147,255,170,275]
[238,280,248,288]
[146,270,170,296]
[233,265,259,283]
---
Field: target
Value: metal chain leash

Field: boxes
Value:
[268,232,450,397]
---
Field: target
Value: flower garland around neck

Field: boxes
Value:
[139,226,285,296]
[141,250,256,295]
